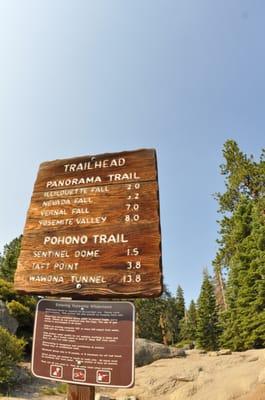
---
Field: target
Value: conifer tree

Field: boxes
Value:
[179,300,197,345]
[185,300,198,342]
[0,236,22,281]
[135,298,164,343]
[174,285,185,342]
[135,286,178,345]
[196,271,220,351]
[213,140,265,289]
[213,140,265,350]
[175,285,185,320]
[221,198,265,349]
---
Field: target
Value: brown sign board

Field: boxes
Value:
[14,149,163,298]
[32,299,135,387]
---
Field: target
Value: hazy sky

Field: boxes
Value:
[0,1,264,303]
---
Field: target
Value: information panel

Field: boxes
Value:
[14,149,162,297]
[32,299,135,387]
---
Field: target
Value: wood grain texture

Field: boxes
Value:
[24,181,159,232]
[67,384,95,400]
[34,149,157,192]
[14,149,163,298]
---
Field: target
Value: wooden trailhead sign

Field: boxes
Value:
[32,299,135,387]
[14,149,163,298]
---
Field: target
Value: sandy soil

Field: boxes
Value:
[1,349,264,400]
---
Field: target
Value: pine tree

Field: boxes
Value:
[135,298,164,343]
[174,285,185,343]
[186,300,198,342]
[0,236,22,282]
[197,271,220,351]
[175,285,185,320]
[221,198,265,350]
[213,140,265,350]
[135,287,178,345]
[179,300,197,346]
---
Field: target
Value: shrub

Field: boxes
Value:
[0,326,25,388]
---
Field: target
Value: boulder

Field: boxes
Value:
[135,338,186,367]
[196,349,207,354]
[218,349,232,356]
[171,348,186,358]
[247,356,259,362]
[208,351,218,357]
[0,300,18,334]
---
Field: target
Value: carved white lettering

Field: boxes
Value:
[42,199,71,207]
[32,263,50,269]
[72,208,90,215]
[64,158,126,172]
[29,275,64,283]
[73,197,93,204]
[46,176,102,188]
[39,219,74,226]
[33,250,70,258]
[90,186,109,193]
[76,216,107,225]
[41,209,66,216]
[108,172,140,182]
[93,233,128,244]
[53,262,79,271]
[74,249,100,258]
[71,275,107,284]
[43,235,88,245]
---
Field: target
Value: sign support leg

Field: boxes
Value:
[67,384,95,400]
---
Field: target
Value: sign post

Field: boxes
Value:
[67,384,95,400]
[14,149,163,400]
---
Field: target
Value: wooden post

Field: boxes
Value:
[67,384,95,400]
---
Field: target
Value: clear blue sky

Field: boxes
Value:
[0,1,264,304]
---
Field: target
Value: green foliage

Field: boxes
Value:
[40,383,67,395]
[0,236,22,282]
[160,296,179,345]
[135,286,189,345]
[213,140,265,350]
[7,300,34,328]
[179,300,197,343]
[0,279,36,332]
[173,285,186,342]
[215,140,265,213]
[135,298,164,343]
[213,141,265,281]
[221,198,265,350]
[196,271,220,351]
[175,285,185,320]
[0,326,25,388]
[135,287,179,345]
[0,279,16,301]
[0,237,37,351]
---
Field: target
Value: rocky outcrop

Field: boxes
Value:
[135,338,186,367]
[217,349,232,356]
[0,299,18,334]
[98,348,265,400]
